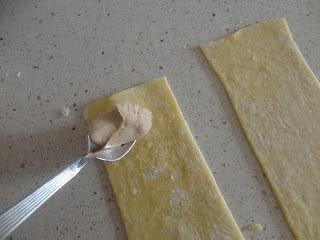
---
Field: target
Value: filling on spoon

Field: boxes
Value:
[89,102,152,147]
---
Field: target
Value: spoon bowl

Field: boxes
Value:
[87,136,136,161]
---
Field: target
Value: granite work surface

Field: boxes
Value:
[0,0,319,239]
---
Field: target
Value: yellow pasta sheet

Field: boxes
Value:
[201,18,320,239]
[84,77,244,239]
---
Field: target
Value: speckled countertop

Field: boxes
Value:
[0,0,319,239]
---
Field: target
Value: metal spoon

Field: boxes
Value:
[0,136,136,240]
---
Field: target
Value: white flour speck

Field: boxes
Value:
[170,173,176,181]
[151,166,161,177]
[131,188,138,195]
[170,188,189,212]
[258,133,267,147]
[61,107,70,117]
[143,163,167,180]
[17,72,22,78]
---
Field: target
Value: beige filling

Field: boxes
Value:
[89,102,152,147]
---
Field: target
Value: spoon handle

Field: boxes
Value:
[0,156,88,240]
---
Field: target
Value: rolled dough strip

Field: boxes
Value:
[201,18,320,239]
[84,77,244,239]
